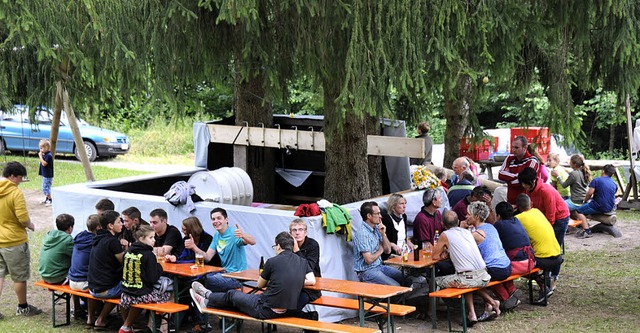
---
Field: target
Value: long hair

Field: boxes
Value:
[570,154,591,183]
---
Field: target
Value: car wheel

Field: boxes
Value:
[74,141,97,162]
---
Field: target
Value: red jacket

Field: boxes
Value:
[527,177,570,224]
[498,151,540,203]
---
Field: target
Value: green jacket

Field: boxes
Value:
[38,229,73,283]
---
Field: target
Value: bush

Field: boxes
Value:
[127,116,195,156]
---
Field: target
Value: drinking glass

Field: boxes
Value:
[422,242,432,259]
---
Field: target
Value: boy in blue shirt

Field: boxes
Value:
[38,139,54,206]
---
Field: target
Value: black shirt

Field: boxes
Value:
[261,249,312,309]
[88,229,124,293]
[296,237,322,301]
[118,219,150,246]
[154,224,184,257]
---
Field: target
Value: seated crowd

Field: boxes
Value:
[22,139,618,332]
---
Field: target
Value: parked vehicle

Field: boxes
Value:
[0,105,129,161]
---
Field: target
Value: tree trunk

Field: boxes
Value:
[50,81,63,156]
[443,75,473,169]
[323,86,371,204]
[609,123,615,155]
[61,84,94,181]
[234,65,275,203]
[366,114,383,197]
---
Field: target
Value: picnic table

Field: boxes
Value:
[223,269,412,333]
[161,262,224,302]
[384,251,440,329]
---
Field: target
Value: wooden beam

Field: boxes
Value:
[206,124,425,158]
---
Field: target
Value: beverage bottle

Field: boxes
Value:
[413,244,420,261]
[433,230,440,247]
[401,242,409,262]
[259,256,265,274]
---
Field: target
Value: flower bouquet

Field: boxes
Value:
[410,165,441,190]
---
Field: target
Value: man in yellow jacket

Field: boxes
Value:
[0,161,41,319]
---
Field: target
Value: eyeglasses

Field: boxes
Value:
[371,212,381,216]
[271,244,278,250]
[291,228,306,233]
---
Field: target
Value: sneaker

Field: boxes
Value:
[535,286,553,303]
[16,304,43,316]
[41,198,48,205]
[584,229,593,238]
[191,281,209,298]
[118,327,134,333]
[45,199,52,206]
[190,289,207,313]
[576,229,586,238]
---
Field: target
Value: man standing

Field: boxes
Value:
[290,218,322,308]
[353,201,404,286]
[150,208,183,257]
[186,208,256,291]
[190,232,317,320]
[498,136,541,204]
[0,161,42,318]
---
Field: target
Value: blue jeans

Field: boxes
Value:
[576,203,601,215]
[42,177,52,196]
[207,290,310,320]
[551,217,569,278]
[357,265,404,286]
[204,272,242,292]
[90,281,122,299]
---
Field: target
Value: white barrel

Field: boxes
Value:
[188,168,254,206]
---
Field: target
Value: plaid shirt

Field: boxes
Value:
[353,222,383,272]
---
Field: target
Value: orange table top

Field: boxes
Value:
[161,262,224,277]
[383,250,440,269]
[223,269,411,299]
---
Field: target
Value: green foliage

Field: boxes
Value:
[575,88,625,129]
[126,116,197,157]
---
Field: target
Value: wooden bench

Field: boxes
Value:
[34,281,188,332]
[202,306,381,333]
[428,268,542,333]
[310,295,415,331]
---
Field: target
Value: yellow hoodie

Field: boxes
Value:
[0,178,29,247]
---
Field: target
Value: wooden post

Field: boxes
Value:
[622,94,637,202]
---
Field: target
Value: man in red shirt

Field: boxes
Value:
[498,136,541,204]
[518,167,570,291]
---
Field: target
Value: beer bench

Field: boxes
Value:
[310,296,415,331]
[428,268,541,333]
[34,281,188,332]
[202,307,381,333]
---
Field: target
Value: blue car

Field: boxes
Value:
[0,105,129,161]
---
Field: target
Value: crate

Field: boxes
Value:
[459,137,499,161]
[510,127,551,161]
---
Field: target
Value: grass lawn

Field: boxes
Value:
[1,155,150,192]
